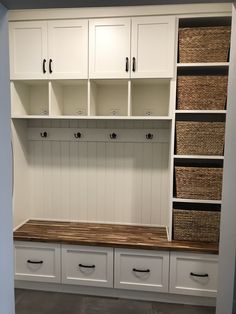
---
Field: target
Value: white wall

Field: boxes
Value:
[216,3,236,314]
[0,3,15,314]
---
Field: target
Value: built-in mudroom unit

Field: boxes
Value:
[9,2,233,307]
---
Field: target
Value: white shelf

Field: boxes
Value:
[177,62,229,67]
[172,198,222,204]
[174,155,224,160]
[11,115,173,120]
[175,110,227,114]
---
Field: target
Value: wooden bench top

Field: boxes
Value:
[14,220,218,254]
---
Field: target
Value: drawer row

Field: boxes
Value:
[14,241,218,297]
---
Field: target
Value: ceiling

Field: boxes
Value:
[0,0,232,10]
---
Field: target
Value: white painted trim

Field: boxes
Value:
[174,155,224,160]
[12,115,173,120]
[14,280,217,307]
[8,3,232,21]
[26,217,167,229]
[173,198,222,204]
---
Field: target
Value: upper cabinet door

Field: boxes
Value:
[48,20,88,79]
[9,21,48,79]
[89,18,131,79]
[131,16,176,78]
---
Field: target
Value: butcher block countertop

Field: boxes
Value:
[14,220,218,254]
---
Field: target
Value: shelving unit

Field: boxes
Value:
[9,3,233,304]
[171,15,231,243]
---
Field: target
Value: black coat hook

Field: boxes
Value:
[146,133,153,140]
[74,132,82,139]
[110,133,117,140]
[40,132,47,138]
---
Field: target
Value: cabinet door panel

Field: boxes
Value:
[9,21,47,79]
[131,16,176,78]
[89,18,130,79]
[48,20,88,79]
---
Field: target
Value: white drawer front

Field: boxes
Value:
[14,241,61,283]
[114,249,169,292]
[169,252,218,297]
[62,245,113,288]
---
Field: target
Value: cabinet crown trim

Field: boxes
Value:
[8,3,232,22]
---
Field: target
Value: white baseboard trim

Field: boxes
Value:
[15,280,216,307]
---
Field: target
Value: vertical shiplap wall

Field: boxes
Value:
[12,120,30,228]
[0,4,15,314]
[27,119,170,226]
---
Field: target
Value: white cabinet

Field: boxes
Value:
[48,20,88,79]
[89,16,176,79]
[169,252,218,297]
[14,241,61,283]
[114,249,169,292]
[9,21,47,79]
[131,16,176,78]
[89,18,131,79]
[62,245,113,288]
[10,20,88,79]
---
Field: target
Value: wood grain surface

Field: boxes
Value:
[14,220,218,254]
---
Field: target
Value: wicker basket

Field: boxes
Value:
[177,75,228,110]
[176,121,225,156]
[173,209,220,243]
[179,26,231,63]
[175,166,223,200]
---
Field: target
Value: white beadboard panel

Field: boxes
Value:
[27,119,171,129]
[29,138,170,226]
[12,120,30,228]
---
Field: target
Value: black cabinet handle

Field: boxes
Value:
[133,268,150,273]
[74,132,82,139]
[132,57,136,72]
[40,132,47,138]
[110,133,117,140]
[190,272,209,278]
[79,264,95,269]
[43,59,46,74]
[49,59,53,73]
[27,260,43,264]
[125,57,129,72]
[146,133,153,140]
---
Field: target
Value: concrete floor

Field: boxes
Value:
[15,289,215,314]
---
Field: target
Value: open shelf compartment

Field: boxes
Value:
[51,80,88,117]
[11,80,49,117]
[131,79,170,117]
[90,80,129,117]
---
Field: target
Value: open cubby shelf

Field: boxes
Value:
[11,79,171,119]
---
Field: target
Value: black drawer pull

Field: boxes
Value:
[43,59,47,74]
[132,57,136,72]
[125,57,129,72]
[49,59,53,73]
[190,272,209,278]
[27,260,43,264]
[79,264,95,269]
[133,268,150,273]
